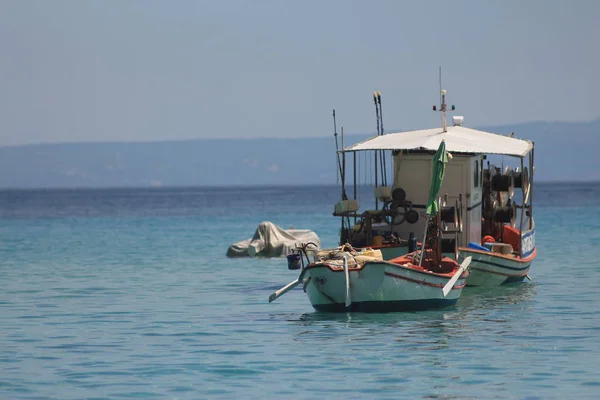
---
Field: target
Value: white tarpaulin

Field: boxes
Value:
[226,221,321,258]
[343,125,533,157]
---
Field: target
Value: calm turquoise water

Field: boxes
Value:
[1,184,600,399]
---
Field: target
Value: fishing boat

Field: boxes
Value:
[269,141,472,312]
[272,246,470,312]
[330,90,536,286]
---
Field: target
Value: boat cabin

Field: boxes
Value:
[333,92,535,262]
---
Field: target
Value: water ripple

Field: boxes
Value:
[1,188,599,399]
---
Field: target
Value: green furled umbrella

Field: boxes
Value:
[418,140,449,266]
[425,140,449,216]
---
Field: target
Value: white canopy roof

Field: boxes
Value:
[343,125,533,157]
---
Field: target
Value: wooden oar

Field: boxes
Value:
[442,256,472,297]
[268,271,305,303]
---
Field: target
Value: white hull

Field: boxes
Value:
[303,261,467,312]
[460,248,534,286]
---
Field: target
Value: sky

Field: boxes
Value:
[0,0,598,146]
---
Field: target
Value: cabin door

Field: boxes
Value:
[439,161,468,247]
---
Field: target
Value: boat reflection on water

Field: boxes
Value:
[287,283,537,347]
[456,281,537,309]
[293,283,536,322]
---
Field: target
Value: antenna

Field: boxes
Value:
[441,90,447,132]
[432,68,456,133]
[439,66,442,105]
[333,109,345,196]
[439,67,444,130]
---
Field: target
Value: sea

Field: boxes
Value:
[1,182,599,399]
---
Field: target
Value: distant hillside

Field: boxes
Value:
[0,119,598,188]
[479,119,600,181]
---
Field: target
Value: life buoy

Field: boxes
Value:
[482,235,495,245]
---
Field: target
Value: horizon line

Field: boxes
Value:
[0,180,598,192]
[1,117,598,149]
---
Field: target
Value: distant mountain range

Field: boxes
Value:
[0,119,598,188]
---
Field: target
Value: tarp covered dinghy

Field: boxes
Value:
[226,221,321,258]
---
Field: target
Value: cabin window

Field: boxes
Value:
[474,160,479,188]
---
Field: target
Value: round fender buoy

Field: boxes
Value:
[482,235,495,245]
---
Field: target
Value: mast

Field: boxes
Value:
[441,90,448,132]
[332,109,346,200]
[373,92,380,210]
[341,126,346,199]
[433,68,455,132]
[378,91,387,187]
[353,151,357,224]
[433,89,455,132]
[341,126,351,230]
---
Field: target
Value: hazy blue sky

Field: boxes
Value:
[0,0,598,146]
